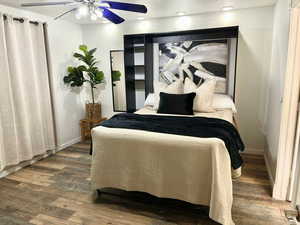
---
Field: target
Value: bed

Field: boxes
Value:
[91,105,243,225]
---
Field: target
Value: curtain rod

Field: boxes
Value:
[3,15,40,25]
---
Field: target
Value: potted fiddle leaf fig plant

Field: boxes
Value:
[64,45,105,121]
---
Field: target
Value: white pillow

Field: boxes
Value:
[184,77,216,112]
[212,94,237,113]
[154,79,183,109]
[144,93,155,106]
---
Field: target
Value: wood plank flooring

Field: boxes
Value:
[0,142,291,225]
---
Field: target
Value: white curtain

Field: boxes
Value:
[0,14,56,171]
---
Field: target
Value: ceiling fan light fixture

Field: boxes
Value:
[95,8,103,18]
[78,5,89,17]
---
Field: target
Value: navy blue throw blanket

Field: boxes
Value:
[94,113,244,169]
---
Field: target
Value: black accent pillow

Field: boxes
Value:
[157,92,196,115]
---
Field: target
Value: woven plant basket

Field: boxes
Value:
[85,103,101,121]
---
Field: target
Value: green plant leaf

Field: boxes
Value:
[88,48,97,56]
[73,52,85,60]
[95,71,104,84]
[90,61,99,67]
[78,65,88,72]
[88,67,97,73]
[67,66,74,73]
[79,45,88,52]
[63,76,71,83]
[64,66,85,87]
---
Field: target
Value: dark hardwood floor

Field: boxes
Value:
[0,142,291,225]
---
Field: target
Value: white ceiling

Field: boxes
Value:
[0,0,277,24]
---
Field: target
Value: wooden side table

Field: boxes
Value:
[80,118,107,141]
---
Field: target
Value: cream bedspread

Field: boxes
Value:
[91,108,239,225]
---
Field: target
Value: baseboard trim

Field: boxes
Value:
[57,137,81,150]
[243,148,264,155]
[0,137,81,179]
[264,152,275,187]
[0,149,56,179]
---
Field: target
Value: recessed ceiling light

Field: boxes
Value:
[137,17,144,20]
[176,12,185,16]
[222,6,234,11]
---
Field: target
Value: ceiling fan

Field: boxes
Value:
[21,0,148,24]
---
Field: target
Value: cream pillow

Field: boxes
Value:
[154,79,183,109]
[144,93,155,107]
[212,94,237,113]
[184,78,216,112]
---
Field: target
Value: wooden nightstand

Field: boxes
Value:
[80,118,107,141]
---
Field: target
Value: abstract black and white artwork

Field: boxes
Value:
[159,40,228,93]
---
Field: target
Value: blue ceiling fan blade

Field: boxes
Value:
[102,1,147,13]
[102,8,125,24]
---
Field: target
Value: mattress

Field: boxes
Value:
[91,108,240,225]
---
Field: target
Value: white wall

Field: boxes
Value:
[293,0,300,8]
[47,21,85,149]
[0,4,85,149]
[264,0,290,179]
[81,6,274,152]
